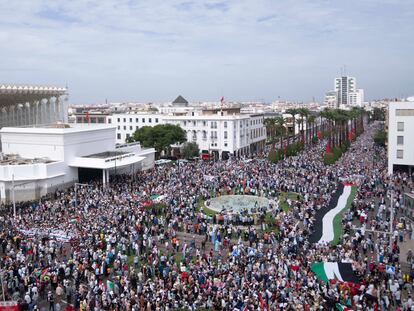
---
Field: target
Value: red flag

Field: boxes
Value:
[325,143,331,154]
[85,111,89,123]
[220,96,224,103]
[258,292,266,310]
[348,131,353,140]
[317,131,321,139]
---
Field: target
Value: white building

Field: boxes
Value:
[387,101,414,174]
[0,123,155,202]
[107,107,267,159]
[164,108,266,159]
[335,76,356,106]
[349,89,364,107]
[324,90,338,108]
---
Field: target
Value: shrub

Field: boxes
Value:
[374,130,386,147]
[324,152,338,165]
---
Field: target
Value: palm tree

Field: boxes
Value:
[286,108,299,145]
[275,116,286,150]
[307,114,317,144]
[297,107,310,144]
[320,108,335,151]
[264,118,277,150]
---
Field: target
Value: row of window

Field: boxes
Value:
[116,117,159,124]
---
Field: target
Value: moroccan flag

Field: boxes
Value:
[326,143,331,154]
[308,184,356,244]
[85,111,89,123]
[311,262,359,283]
[220,96,224,103]
[317,131,321,139]
[348,131,353,140]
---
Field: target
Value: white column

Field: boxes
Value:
[55,97,61,122]
[46,99,52,124]
[106,170,110,185]
[102,169,106,186]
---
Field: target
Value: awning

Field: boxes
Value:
[69,152,145,169]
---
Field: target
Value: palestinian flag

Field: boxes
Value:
[309,184,357,245]
[336,303,351,311]
[311,262,359,283]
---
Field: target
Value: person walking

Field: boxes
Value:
[48,291,55,311]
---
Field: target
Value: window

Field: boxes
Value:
[142,118,145,123]
[397,136,404,145]
[224,121,227,128]
[136,118,139,123]
[155,118,159,123]
[203,121,206,126]
[149,118,152,123]
[117,133,121,139]
[224,131,228,139]
[129,118,132,122]
[123,126,126,130]
[396,109,414,116]
[108,119,112,124]
[130,126,133,130]
[126,134,130,139]
[117,125,120,130]
[123,118,126,122]
[397,150,404,159]
[397,122,404,131]
[117,118,120,122]
[224,143,228,147]
[136,126,139,130]
[193,121,196,126]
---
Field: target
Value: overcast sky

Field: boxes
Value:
[0,0,413,103]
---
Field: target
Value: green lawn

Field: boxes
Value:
[279,192,301,211]
[196,199,218,216]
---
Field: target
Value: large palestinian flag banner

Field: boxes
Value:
[311,262,359,283]
[309,184,357,245]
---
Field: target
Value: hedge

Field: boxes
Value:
[268,142,304,163]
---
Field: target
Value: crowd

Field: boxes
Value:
[0,121,413,310]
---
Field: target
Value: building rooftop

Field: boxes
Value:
[172,95,189,106]
[0,123,116,134]
[0,154,54,165]
[84,151,129,159]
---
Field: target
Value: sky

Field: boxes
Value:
[0,0,413,103]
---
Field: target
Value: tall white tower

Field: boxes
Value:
[335,76,356,106]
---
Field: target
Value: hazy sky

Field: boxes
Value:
[0,0,413,103]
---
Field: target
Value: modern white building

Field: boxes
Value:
[335,76,356,106]
[0,84,68,129]
[349,89,364,107]
[0,123,155,203]
[333,76,365,107]
[387,101,414,174]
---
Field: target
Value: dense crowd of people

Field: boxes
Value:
[0,121,413,310]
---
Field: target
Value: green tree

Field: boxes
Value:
[264,118,277,150]
[130,124,187,156]
[181,142,199,158]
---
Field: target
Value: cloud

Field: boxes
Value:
[0,0,412,102]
